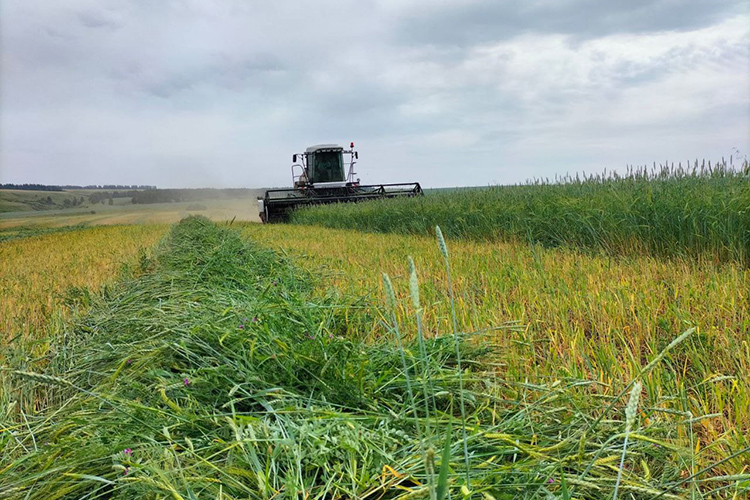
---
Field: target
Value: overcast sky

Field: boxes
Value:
[1,0,749,188]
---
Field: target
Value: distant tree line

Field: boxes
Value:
[88,190,141,204]
[2,184,258,206]
[131,188,256,204]
[1,183,64,191]
[62,196,87,208]
[65,184,156,190]
[1,183,156,191]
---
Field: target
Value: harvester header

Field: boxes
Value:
[258,143,422,223]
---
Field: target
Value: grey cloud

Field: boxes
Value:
[143,74,197,99]
[43,27,75,41]
[77,10,121,30]
[391,0,745,47]
[135,54,291,99]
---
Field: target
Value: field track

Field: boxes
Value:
[0,197,261,229]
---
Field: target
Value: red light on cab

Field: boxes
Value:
[350,142,354,148]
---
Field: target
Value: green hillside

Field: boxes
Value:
[0,190,88,213]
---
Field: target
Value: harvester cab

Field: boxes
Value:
[292,143,359,188]
[258,142,422,223]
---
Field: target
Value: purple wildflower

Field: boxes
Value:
[251,316,259,323]
[239,324,244,329]
[183,377,191,386]
[126,359,133,364]
[123,466,130,475]
[547,477,554,484]
[123,448,132,456]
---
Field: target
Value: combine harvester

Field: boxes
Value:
[258,142,422,223]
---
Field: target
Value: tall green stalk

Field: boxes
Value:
[409,256,438,500]
[436,226,470,488]
[382,272,422,438]
[292,161,750,266]
[613,382,641,499]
